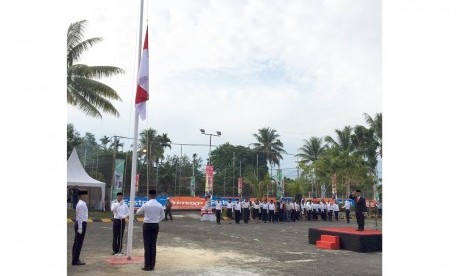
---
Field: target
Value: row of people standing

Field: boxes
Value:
[215,198,351,224]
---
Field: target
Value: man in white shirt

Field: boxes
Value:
[242,198,251,224]
[268,200,276,223]
[72,190,88,266]
[344,199,352,223]
[215,199,223,224]
[111,192,129,255]
[328,201,334,221]
[234,199,242,224]
[252,199,260,222]
[261,199,268,223]
[334,201,340,221]
[226,198,233,224]
[135,190,165,271]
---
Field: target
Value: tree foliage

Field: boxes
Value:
[67,20,125,118]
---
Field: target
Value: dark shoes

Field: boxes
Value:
[356,229,364,231]
[142,267,154,271]
[72,261,86,265]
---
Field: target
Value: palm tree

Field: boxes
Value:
[67,20,125,118]
[324,126,355,197]
[140,128,172,167]
[296,136,325,165]
[364,113,382,158]
[251,127,287,170]
[99,136,111,150]
[324,126,355,153]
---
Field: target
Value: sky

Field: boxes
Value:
[67,0,381,178]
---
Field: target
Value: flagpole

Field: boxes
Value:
[127,0,145,260]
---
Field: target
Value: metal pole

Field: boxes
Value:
[233,152,235,196]
[179,145,182,195]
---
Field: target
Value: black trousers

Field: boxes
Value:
[243,208,250,223]
[164,208,172,221]
[253,209,259,220]
[356,212,365,230]
[112,219,126,253]
[291,210,296,222]
[346,210,350,223]
[216,209,222,224]
[328,210,333,221]
[335,211,339,220]
[269,210,275,222]
[261,210,268,222]
[72,221,87,264]
[143,223,160,269]
[234,210,241,223]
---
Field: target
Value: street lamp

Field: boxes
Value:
[199,129,221,164]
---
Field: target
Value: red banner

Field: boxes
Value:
[205,165,214,193]
[238,177,243,195]
[169,196,208,210]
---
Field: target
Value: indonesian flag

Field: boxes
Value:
[135,28,149,120]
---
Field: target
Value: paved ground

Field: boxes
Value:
[67,213,382,275]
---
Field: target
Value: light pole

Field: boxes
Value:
[200,129,221,164]
[200,129,221,205]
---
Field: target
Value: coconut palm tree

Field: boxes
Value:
[251,127,287,169]
[324,126,355,153]
[364,113,382,158]
[296,136,326,165]
[67,20,125,118]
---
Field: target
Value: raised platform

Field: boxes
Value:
[308,227,382,252]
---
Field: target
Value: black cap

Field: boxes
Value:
[78,191,88,195]
[355,189,361,193]
[117,192,123,196]
[148,190,157,195]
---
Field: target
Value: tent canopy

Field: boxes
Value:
[67,148,105,210]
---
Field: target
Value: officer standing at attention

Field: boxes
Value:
[334,201,340,221]
[135,190,165,271]
[344,199,352,223]
[215,198,223,224]
[111,192,129,255]
[72,190,88,266]
[226,198,233,224]
[350,189,368,231]
[234,199,242,224]
[242,198,251,224]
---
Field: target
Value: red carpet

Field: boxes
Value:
[318,227,382,235]
[104,255,144,265]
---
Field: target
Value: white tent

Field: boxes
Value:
[67,148,105,210]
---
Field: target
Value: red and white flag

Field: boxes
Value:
[135,28,149,120]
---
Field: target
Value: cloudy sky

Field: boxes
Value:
[67,0,381,178]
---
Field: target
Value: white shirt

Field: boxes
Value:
[268,202,275,211]
[252,202,260,209]
[328,204,334,211]
[111,200,129,219]
[344,201,351,210]
[242,201,250,208]
[215,201,222,210]
[290,202,295,210]
[75,199,88,229]
[296,203,301,212]
[135,199,165,223]
[234,202,242,211]
[262,202,269,211]
[226,202,233,209]
[305,202,311,210]
[334,204,339,212]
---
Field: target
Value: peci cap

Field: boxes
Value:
[148,190,157,195]
[78,191,88,195]
[355,189,361,193]
[116,192,123,196]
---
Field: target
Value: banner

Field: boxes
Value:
[276,169,283,198]
[238,177,243,196]
[205,164,214,194]
[136,174,139,192]
[112,159,125,200]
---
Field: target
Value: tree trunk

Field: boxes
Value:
[331,172,337,197]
